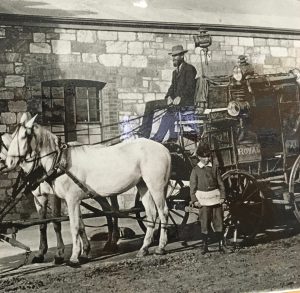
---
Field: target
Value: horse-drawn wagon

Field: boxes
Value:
[1,58,300,272]
[156,68,300,247]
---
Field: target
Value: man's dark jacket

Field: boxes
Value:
[165,61,197,107]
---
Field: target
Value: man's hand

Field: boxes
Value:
[173,96,181,105]
[166,96,173,105]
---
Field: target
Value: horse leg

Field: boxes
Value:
[66,197,82,267]
[32,193,48,263]
[78,217,91,263]
[93,197,117,252]
[51,195,65,265]
[136,185,157,257]
[148,187,169,255]
[110,195,120,251]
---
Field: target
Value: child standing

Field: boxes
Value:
[189,142,226,254]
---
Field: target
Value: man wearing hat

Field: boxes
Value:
[139,44,197,141]
[238,55,255,79]
[190,142,226,254]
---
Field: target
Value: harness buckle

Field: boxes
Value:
[61,143,68,150]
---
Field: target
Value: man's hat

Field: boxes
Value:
[196,142,211,157]
[238,55,248,64]
[168,45,188,56]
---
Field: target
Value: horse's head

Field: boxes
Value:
[0,133,12,172]
[5,113,38,170]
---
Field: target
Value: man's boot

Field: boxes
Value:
[201,233,209,255]
[217,232,226,254]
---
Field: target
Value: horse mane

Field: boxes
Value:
[33,124,60,154]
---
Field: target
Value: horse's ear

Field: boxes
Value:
[19,112,32,125]
[25,114,38,130]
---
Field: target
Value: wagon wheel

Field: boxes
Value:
[222,170,266,246]
[135,180,190,235]
[289,154,300,224]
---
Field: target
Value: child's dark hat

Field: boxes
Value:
[196,142,211,157]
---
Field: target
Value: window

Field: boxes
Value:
[40,79,106,143]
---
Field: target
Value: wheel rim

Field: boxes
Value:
[222,170,265,242]
[289,154,300,224]
[134,180,190,234]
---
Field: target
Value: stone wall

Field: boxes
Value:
[0,24,300,219]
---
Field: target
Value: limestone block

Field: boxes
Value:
[212,51,225,61]
[260,46,270,55]
[97,31,118,41]
[128,42,143,54]
[214,36,225,43]
[281,57,296,68]
[155,93,165,100]
[118,32,136,41]
[98,54,121,67]
[254,38,266,46]
[252,54,265,64]
[0,91,14,100]
[5,75,25,87]
[33,33,45,43]
[60,33,76,41]
[225,37,238,46]
[77,30,96,43]
[122,55,147,68]
[267,39,280,46]
[0,64,14,74]
[30,43,51,54]
[232,46,245,56]
[239,37,254,46]
[5,53,21,62]
[296,48,300,58]
[280,39,293,47]
[82,53,97,63]
[118,93,143,100]
[0,112,16,124]
[15,64,25,74]
[51,40,71,54]
[161,69,173,81]
[270,47,288,57]
[288,48,296,58]
[137,33,155,41]
[106,41,127,53]
[153,81,170,92]
[156,37,163,43]
[144,93,155,102]
[143,80,148,88]
[294,40,300,48]
[150,42,164,49]
[8,100,27,112]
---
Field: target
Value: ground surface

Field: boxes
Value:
[1,215,300,293]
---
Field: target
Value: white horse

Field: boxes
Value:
[5,114,171,266]
[0,133,91,264]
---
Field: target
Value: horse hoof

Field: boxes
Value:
[66,260,81,268]
[103,243,118,253]
[154,247,166,255]
[32,255,44,263]
[53,256,64,265]
[79,256,91,264]
[136,249,149,258]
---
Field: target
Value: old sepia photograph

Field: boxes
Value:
[0,0,300,292]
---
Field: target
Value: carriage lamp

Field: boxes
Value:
[227,99,250,117]
[193,30,212,65]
